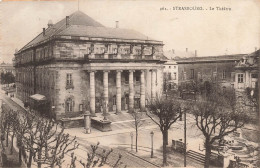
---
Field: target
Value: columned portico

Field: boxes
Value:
[89,70,96,116]
[129,70,135,112]
[151,69,156,101]
[140,70,146,111]
[116,70,122,114]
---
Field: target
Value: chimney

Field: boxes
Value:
[66,16,70,27]
[115,21,119,28]
[255,47,257,51]
[172,49,175,54]
[195,50,197,57]
[43,28,46,36]
[186,48,188,52]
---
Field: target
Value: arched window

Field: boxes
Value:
[66,98,73,112]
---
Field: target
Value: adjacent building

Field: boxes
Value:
[175,54,246,89]
[163,60,178,90]
[14,11,165,120]
[234,50,259,90]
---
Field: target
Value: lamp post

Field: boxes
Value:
[150,131,154,158]
[184,108,187,167]
[130,132,133,151]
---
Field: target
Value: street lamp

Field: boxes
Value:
[130,132,133,151]
[150,131,154,158]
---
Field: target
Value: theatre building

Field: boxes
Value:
[14,11,165,120]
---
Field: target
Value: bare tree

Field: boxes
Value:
[147,96,182,166]
[43,127,78,168]
[79,142,124,168]
[191,87,251,168]
[131,110,144,152]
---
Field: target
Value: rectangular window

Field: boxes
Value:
[222,70,226,79]
[168,73,171,80]
[190,69,194,79]
[174,66,176,69]
[66,73,73,89]
[238,74,244,83]
[79,104,83,112]
[173,72,177,80]
[66,73,72,85]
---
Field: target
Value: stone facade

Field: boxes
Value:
[14,11,165,120]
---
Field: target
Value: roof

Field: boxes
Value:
[18,11,159,53]
[30,94,46,101]
[58,25,153,40]
[164,49,196,59]
[175,54,246,63]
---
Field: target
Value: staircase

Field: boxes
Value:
[186,150,205,165]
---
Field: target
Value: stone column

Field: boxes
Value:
[140,70,146,111]
[152,46,156,59]
[116,70,122,114]
[104,44,109,59]
[89,71,96,116]
[129,70,135,112]
[151,69,156,101]
[103,71,109,113]
[141,45,145,59]
[117,45,121,59]
[89,44,95,59]
[130,45,134,59]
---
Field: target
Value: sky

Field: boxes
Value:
[0,0,259,63]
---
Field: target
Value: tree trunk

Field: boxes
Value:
[204,139,211,168]
[136,128,138,152]
[27,151,33,168]
[10,133,14,154]
[6,126,9,147]
[38,148,42,168]
[162,131,168,167]
[19,148,22,166]
[166,131,168,145]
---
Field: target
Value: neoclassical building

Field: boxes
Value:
[14,11,165,120]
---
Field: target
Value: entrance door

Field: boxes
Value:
[112,95,116,111]
[125,94,129,110]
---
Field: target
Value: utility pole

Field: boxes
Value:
[184,108,187,167]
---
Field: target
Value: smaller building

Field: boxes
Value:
[163,59,178,90]
[175,54,246,89]
[234,50,259,90]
